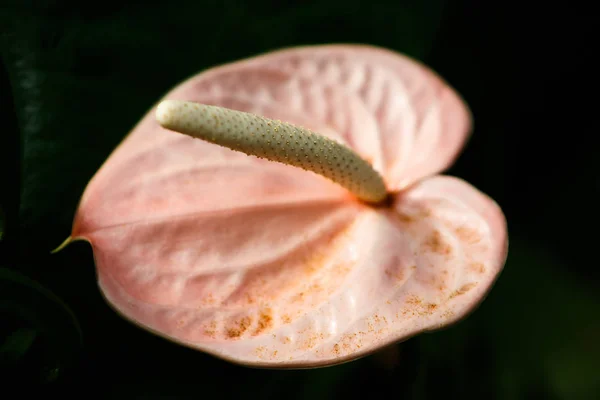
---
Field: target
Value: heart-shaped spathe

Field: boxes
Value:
[71,44,508,368]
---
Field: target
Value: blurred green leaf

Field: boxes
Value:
[0,267,82,384]
[484,239,600,400]
[0,327,37,362]
[0,47,22,250]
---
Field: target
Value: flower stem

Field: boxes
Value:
[156,100,388,204]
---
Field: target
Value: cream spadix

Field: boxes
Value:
[155,100,388,204]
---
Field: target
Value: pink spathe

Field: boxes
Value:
[71,45,508,368]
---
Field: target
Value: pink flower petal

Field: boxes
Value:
[72,45,506,368]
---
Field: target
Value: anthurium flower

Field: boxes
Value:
[65,45,507,368]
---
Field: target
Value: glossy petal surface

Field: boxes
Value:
[73,45,507,367]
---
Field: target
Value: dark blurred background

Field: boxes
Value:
[1,0,598,399]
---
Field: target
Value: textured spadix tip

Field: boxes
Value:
[156,100,182,131]
[155,100,388,204]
